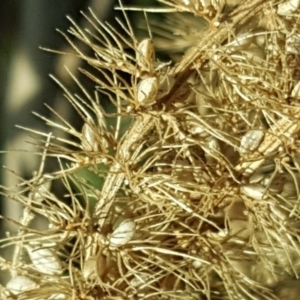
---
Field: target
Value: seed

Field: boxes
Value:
[26,246,63,275]
[240,184,267,200]
[192,260,202,270]
[249,171,265,184]
[6,275,38,295]
[137,77,158,104]
[277,0,300,16]
[82,122,98,152]
[240,129,264,153]
[254,33,267,48]
[109,219,136,248]
[136,38,155,72]
[270,204,288,221]
[182,0,190,5]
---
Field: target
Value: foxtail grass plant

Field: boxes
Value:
[2,0,300,299]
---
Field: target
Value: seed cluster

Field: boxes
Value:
[2,1,300,299]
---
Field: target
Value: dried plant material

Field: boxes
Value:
[48,293,66,299]
[235,115,300,175]
[240,184,267,200]
[6,275,38,295]
[137,76,159,104]
[81,121,99,152]
[83,254,106,280]
[240,129,264,154]
[170,0,267,75]
[249,171,265,184]
[291,81,300,98]
[31,180,51,202]
[226,31,255,51]
[269,203,289,221]
[277,0,300,16]
[83,256,98,281]
[26,246,63,275]
[167,0,225,26]
[136,38,155,75]
[3,1,300,299]
[205,137,221,164]
[130,273,150,292]
[109,219,136,248]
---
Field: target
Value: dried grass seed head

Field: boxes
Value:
[3,1,300,300]
[137,76,159,105]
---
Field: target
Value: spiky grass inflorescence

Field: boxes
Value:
[2,0,300,299]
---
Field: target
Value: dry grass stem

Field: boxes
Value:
[2,0,300,299]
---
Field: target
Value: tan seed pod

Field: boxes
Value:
[81,122,99,152]
[137,77,158,105]
[26,246,63,275]
[6,275,38,295]
[136,38,155,73]
[253,30,267,48]
[109,219,136,248]
[269,204,288,221]
[277,0,300,16]
[240,184,267,200]
[249,171,265,184]
[192,260,203,270]
[83,254,106,280]
[240,129,264,153]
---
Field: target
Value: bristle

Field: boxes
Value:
[2,1,300,299]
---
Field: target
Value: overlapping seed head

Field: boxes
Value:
[2,0,300,299]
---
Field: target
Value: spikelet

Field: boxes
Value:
[2,1,300,299]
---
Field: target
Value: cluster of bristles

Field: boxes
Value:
[1,0,300,299]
